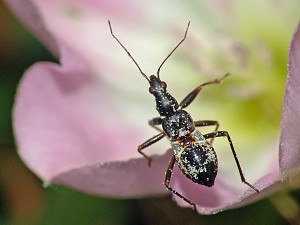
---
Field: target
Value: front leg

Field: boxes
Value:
[179,73,229,109]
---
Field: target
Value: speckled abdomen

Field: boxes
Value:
[172,130,218,187]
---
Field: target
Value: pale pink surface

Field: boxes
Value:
[5,0,59,56]
[53,151,173,197]
[9,0,170,197]
[280,21,300,172]
[14,46,143,179]
[5,0,300,214]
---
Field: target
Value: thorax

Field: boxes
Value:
[162,110,195,141]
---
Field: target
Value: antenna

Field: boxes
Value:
[108,20,150,83]
[157,21,190,79]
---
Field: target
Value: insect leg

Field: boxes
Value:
[203,131,259,193]
[164,155,197,211]
[179,73,230,109]
[194,120,219,144]
[138,132,165,167]
[148,117,163,133]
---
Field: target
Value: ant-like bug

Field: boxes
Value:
[108,20,259,210]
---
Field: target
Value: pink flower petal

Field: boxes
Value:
[52,150,173,198]
[4,0,59,56]
[14,44,172,197]
[280,21,300,172]
[172,169,284,214]
[7,0,300,214]
[14,45,142,179]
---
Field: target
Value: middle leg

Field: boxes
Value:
[194,120,219,144]
[138,117,165,167]
[148,117,163,133]
[138,132,165,167]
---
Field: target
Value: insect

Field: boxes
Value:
[108,20,259,210]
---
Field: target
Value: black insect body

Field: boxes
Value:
[172,130,218,187]
[108,20,259,211]
[149,75,179,116]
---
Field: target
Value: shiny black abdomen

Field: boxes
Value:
[176,138,218,187]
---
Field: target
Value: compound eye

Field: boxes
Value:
[161,81,167,89]
[149,86,154,94]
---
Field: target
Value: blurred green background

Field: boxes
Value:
[1,1,300,225]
